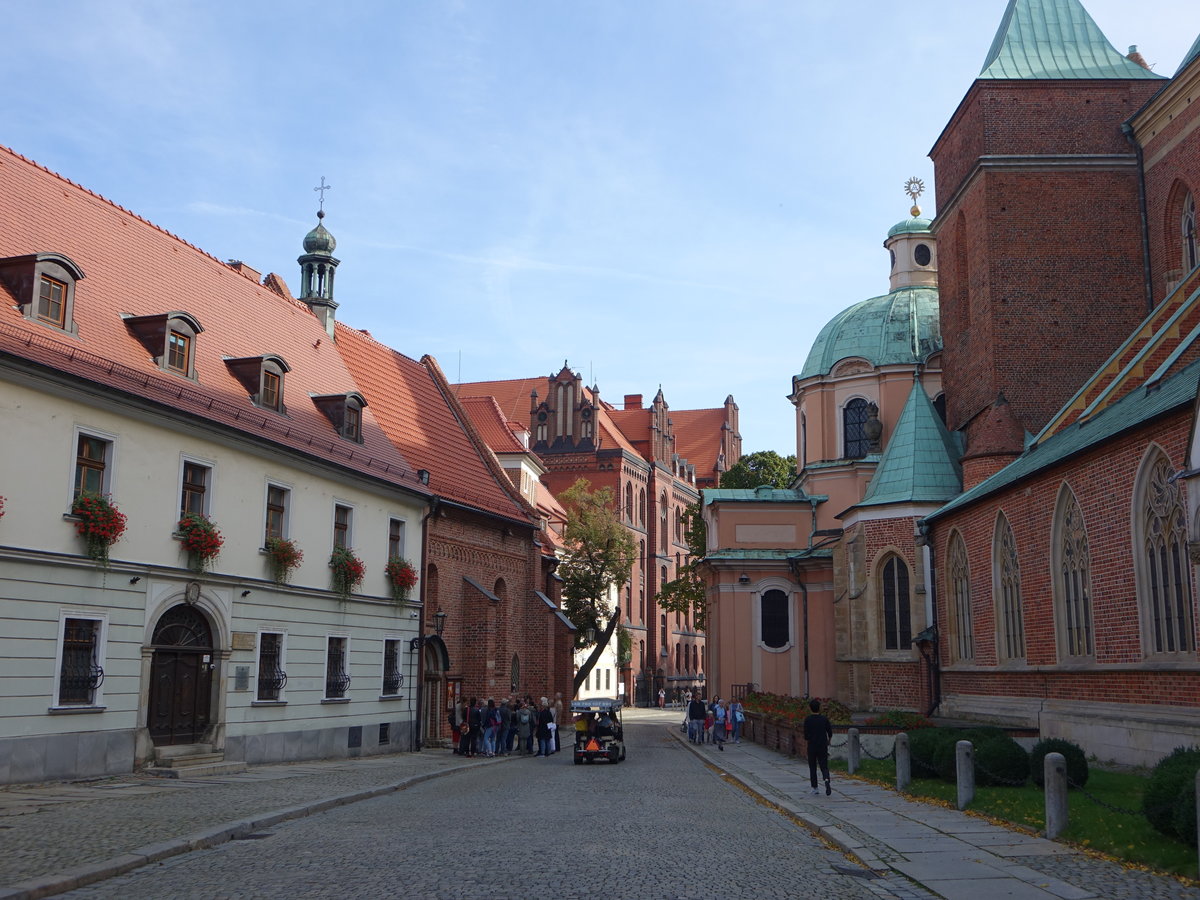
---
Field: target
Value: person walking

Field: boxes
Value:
[803,699,834,796]
[730,698,745,744]
[552,693,564,753]
[687,694,706,744]
[712,698,727,751]
[535,697,553,757]
[657,688,665,709]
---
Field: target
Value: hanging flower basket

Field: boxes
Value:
[329,546,365,600]
[70,493,127,567]
[177,513,223,573]
[264,536,303,584]
[384,556,418,602]
[0,495,6,519]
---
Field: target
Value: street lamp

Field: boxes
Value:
[410,608,448,650]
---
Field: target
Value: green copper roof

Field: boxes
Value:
[1178,34,1200,76]
[705,548,834,561]
[703,485,814,507]
[855,380,962,509]
[979,0,1165,80]
[927,356,1200,523]
[798,286,941,380]
[886,217,933,238]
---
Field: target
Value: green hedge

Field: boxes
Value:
[1029,738,1089,789]
[1144,746,1200,847]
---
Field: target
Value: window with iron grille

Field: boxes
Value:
[257,632,287,701]
[843,398,870,459]
[58,617,104,705]
[325,636,350,699]
[382,639,403,696]
[760,589,789,649]
[882,556,912,651]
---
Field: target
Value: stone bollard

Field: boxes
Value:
[1044,752,1068,839]
[1196,771,1199,878]
[956,740,974,810]
[895,732,911,793]
[848,728,861,775]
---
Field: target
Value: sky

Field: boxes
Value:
[3,1,1196,457]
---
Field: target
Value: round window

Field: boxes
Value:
[914,244,932,266]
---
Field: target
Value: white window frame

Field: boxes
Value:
[332,501,355,550]
[754,579,794,653]
[179,454,216,520]
[264,481,293,543]
[52,610,108,709]
[69,425,119,505]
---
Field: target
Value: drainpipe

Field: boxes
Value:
[917,519,941,716]
[1122,121,1155,314]
[412,496,440,752]
[787,557,810,698]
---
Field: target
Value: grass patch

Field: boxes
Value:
[829,758,1198,880]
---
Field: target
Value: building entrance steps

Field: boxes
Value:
[657,708,1199,900]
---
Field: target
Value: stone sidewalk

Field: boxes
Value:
[665,716,1200,900]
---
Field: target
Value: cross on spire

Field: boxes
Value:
[313,176,332,214]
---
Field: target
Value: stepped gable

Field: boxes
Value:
[0,143,424,493]
[334,326,535,524]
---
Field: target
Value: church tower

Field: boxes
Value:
[930,0,1165,444]
[298,178,340,338]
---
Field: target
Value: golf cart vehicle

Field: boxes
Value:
[570,697,626,764]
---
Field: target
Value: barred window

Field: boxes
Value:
[994,514,1026,661]
[58,617,105,706]
[382,639,403,696]
[325,637,351,699]
[881,557,911,651]
[257,632,287,701]
[1138,453,1195,655]
[947,532,973,661]
[760,589,789,649]
[1054,488,1094,659]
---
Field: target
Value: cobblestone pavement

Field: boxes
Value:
[47,719,927,900]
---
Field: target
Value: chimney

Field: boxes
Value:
[1127,45,1150,70]
[624,394,643,410]
[228,260,262,283]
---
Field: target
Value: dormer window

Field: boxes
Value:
[312,392,367,443]
[225,355,290,413]
[0,252,85,334]
[122,311,203,379]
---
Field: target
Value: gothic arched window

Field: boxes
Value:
[624,483,633,522]
[1184,192,1198,273]
[881,556,911,651]
[1136,451,1195,656]
[947,531,973,662]
[843,398,870,459]
[1053,487,1094,659]
[993,513,1026,661]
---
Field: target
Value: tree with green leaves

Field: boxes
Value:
[557,478,638,694]
[719,450,796,489]
[655,502,708,631]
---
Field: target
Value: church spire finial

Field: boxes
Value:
[904,176,925,217]
[314,176,332,218]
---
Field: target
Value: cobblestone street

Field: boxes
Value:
[53,718,924,900]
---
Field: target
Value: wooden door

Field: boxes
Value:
[148,604,214,745]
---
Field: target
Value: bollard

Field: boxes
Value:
[848,728,861,775]
[895,732,911,793]
[956,740,974,810]
[1044,752,1068,839]
[1196,770,1199,878]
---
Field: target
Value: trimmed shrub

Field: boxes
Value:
[865,710,935,730]
[972,733,1029,787]
[1144,746,1200,846]
[1029,738,1089,789]
[908,727,957,779]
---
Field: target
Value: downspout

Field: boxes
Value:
[1122,121,1155,314]
[412,496,440,752]
[917,519,941,716]
[787,557,810,698]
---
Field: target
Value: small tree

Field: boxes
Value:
[719,450,797,489]
[656,502,708,631]
[557,478,637,694]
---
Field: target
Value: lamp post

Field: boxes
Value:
[410,607,447,651]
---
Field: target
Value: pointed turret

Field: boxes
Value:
[979,0,1164,80]
[298,180,340,338]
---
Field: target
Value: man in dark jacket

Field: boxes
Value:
[687,695,707,744]
[803,699,834,795]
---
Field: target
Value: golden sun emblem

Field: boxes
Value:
[904,176,925,203]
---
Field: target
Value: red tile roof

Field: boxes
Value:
[671,407,730,477]
[334,327,536,524]
[457,396,528,454]
[0,144,428,495]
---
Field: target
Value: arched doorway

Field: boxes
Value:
[421,636,450,746]
[148,604,215,745]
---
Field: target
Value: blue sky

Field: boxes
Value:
[3,1,1195,456]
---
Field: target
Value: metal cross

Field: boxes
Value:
[313,176,332,212]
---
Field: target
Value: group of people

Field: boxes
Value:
[684,694,744,750]
[451,693,565,758]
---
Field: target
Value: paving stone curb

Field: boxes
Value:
[0,757,502,900]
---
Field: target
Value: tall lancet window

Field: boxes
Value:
[1184,192,1198,272]
[1137,452,1195,655]
[881,556,911,651]
[1054,488,1094,659]
[843,398,870,459]
[993,513,1025,661]
[947,532,973,662]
